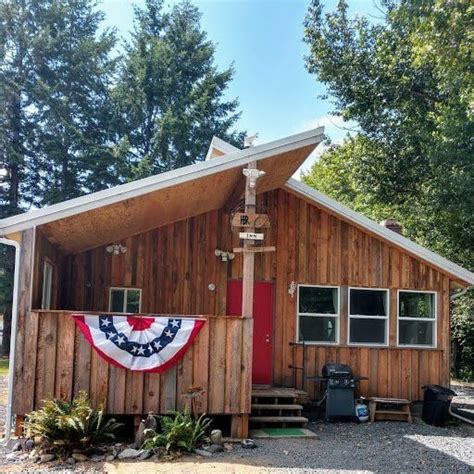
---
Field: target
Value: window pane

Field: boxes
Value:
[399,320,434,346]
[126,290,141,313]
[350,289,387,316]
[110,289,125,312]
[399,292,435,318]
[350,318,386,344]
[41,262,53,310]
[299,316,337,343]
[299,287,338,314]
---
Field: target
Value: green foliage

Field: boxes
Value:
[451,292,474,381]
[24,391,122,453]
[304,0,473,378]
[303,0,473,268]
[112,0,244,178]
[142,412,212,453]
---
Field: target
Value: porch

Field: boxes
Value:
[13,310,253,437]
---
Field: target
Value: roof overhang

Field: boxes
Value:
[285,178,474,287]
[0,128,324,253]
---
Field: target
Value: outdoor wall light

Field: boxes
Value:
[214,249,235,262]
[242,168,266,189]
[106,244,128,255]
[288,281,297,298]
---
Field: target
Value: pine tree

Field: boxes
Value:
[113,0,244,178]
[30,0,119,204]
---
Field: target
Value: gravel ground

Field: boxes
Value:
[0,374,473,473]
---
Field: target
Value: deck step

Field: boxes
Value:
[251,404,303,411]
[249,416,308,423]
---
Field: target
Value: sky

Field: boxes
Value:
[101,0,380,174]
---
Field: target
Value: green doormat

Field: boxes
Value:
[262,427,306,437]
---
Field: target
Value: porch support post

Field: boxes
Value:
[239,161,259,439]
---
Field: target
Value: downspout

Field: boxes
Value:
[0,237,21,443]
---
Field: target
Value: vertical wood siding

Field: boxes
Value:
[22,187,454,411]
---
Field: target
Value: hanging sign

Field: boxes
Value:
[72,314,205,373]
[239,232,264,241]
[232,213,271,229]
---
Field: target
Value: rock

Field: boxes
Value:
[127,442,139,450]
[72,452,89,462]
[6,452,19,461]
[210,429,223,446]
[118,448,140,460]
[135,420,146,447]
[205,444,224,454]
[10,441,22,452]
[138,449,153,460]
[105,454,115,462]
[145,413,157,432]
[39,454,55,463]
[28,450,39,460]
[91,454,105,462]
[195,448,213,457]
[66,457,76,465]
[24,439,35,451]
[223,442,233,452]
[241,438,257,449]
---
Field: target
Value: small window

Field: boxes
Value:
[297,285,339,344]
[41,261,54,310]
[398,291,436,347]
[349,288,389,346]
[109,287,142,314]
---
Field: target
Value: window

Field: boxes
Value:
[398,291,436,347]
[349,288,389,345]
[297,285,339,344]
[41,261,54,310]
[109,288,142,313]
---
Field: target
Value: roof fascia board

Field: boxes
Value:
[285,178,474,286]
[0,127,324,235]
[205,136,240,160]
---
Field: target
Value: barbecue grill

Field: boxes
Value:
[307,363,367,421]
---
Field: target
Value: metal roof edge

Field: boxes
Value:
[285,178,474,286]
[0,127,324,235]
[205,136,240,160]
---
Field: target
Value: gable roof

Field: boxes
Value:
[285,178,474,287]
[205,136,240,160]
[0,127,324,252]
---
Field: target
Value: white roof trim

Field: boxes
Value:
[285,178,474,286]
[205,136,240,160]
[0,127,324,235]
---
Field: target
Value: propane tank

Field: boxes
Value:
[355,398,369,422]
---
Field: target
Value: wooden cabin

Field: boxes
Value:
[1,127,472,438]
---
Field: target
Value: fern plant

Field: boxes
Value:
[142,412,212,453]
[24,391,122,452]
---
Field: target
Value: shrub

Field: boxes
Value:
[24,391,122,453]
[142,412,212,453]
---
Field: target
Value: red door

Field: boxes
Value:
[226,280,274,385]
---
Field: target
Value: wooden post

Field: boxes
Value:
[241,161,257,320]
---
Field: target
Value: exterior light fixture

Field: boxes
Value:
[214,249,235,262]
[106,244,128,255]
[243,168,266,188]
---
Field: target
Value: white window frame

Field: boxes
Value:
[296,284,340,345]
[348,287,390,347]
[108,287,142,314]
[41,260,54,310]
[397,289,437,348]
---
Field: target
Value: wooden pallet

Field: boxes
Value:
[368,397,412,423]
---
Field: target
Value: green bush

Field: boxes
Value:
[24,391,122,452]
[142,412,212,453]
[451,292,474,382]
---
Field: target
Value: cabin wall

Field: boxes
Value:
[42,188,451,402]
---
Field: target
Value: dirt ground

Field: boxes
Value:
[0,373,473,473]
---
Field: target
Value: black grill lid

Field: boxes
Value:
[322,363,353,378]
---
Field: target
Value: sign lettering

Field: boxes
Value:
[239,232,264,241]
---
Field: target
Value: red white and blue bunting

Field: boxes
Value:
[72,314,205,373]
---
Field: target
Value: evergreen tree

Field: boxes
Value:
[113,0,244,178]
[30,0,119,204]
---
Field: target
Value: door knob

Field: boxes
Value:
[265,334,271,343]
